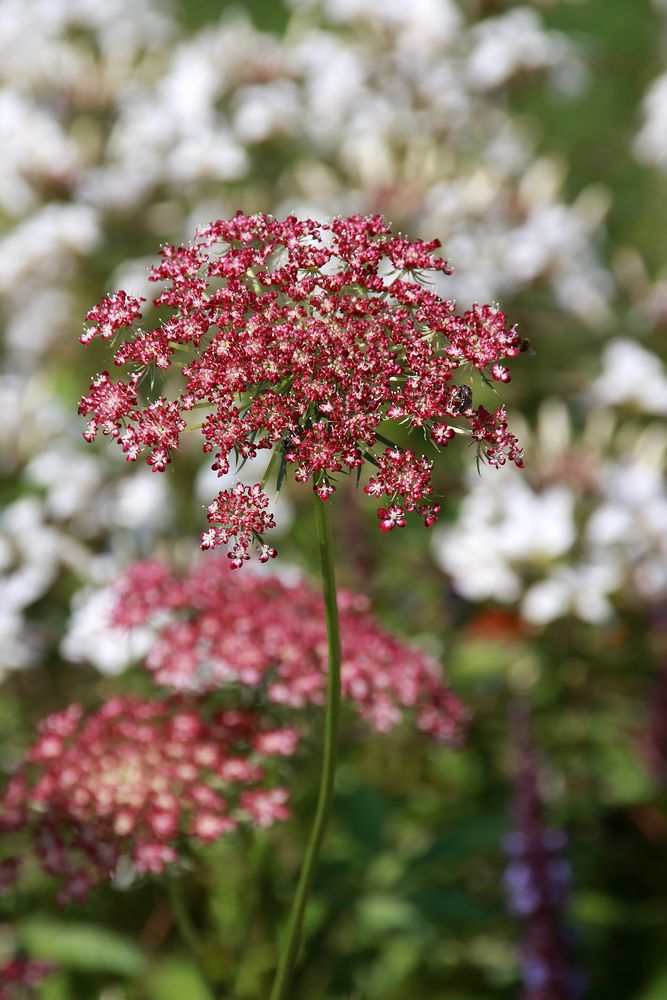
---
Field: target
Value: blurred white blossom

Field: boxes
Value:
[61,584,153,675]
[0,498,82,675]
[466,8,584,93]
[0,372,173,675]
[1,0,610,372]
[635,72,667,171]
[588,339,667,414]
[433,389,667,625]
[433,466,577,610]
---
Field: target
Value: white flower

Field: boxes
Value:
[26,447,102,521]
[232,81,302,144]
[61,585,153,676]
[467,8,580,93]
[432,468,576,604]
[0,90,80,217]
[0,607,39,673]
[588,339,667,415]
[0,204,98,291]
[635,71,667,171]
[522,559,620,626]
[112,469,171,533]
[433,402,667,623]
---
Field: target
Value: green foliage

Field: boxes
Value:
[17,919,145,975]
[149,959,214,1000]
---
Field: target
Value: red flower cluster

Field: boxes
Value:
[0,957,54,1000]
[111,558,467,743]
[201,482,277,568]
[0,697,296,902]
[79,213,523,565]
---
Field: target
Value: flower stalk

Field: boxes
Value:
[269,498,342,1000]
[167,880,218,996]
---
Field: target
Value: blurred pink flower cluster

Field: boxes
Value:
[112,558,467,742]
[0,556,464,902]
[80,212,523,566]
[0,956,54,1000]
[0,696,295,903]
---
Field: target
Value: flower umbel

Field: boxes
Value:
[79,213,523,565]
[111,558,467,744]
[0,697,296,903]
[201,482,276,568]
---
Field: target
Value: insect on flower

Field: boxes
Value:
[454,384,473,413]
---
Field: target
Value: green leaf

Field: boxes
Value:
[639,970,667,1000]
[573,890,626,926]
[356,894,422,933]
[276,451,288,493]
[374,432,401,450]
[34,973,69,1000]
[17,919,145,976]
[149,958,215,1000]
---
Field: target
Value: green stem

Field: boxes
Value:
[231,830,271,997]
[260,446,282,489]
[374,431,401,450]
[169,342,197,353]
[268,499,342,1000]
[167,880,217,997]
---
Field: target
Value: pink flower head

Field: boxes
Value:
[0,697,296,901]
[112,558,467,744]
[80,213,524,564]
[377,505,407,532]
[0,957,55,1000]
[80,290,144,346]
[202,482,277,568]
[0,856,20,897]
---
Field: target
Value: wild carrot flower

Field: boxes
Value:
[79,213,523,566]
[504,705,581,1000]
[110,558,467,744]
[0,697,297,903]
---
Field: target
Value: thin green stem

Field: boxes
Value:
[260,446,281,489]
[231,831,272,997]
[268,499,342,1000]
[167,880,217,997]
[168,342,198,353]
[374,431,401,450]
